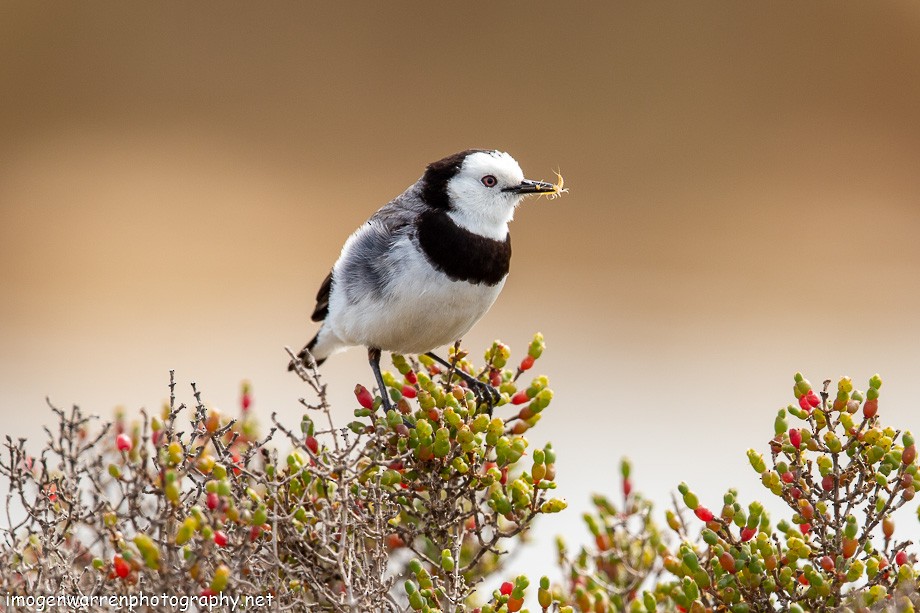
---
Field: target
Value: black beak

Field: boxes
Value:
[501,179,558,195]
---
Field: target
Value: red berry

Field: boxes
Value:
[386,533,404,549]
[902,444,916,465]
[896,551,908,566]
[790,487,802,500]
[201,589,216,598]
[116,434,133,452]
[206,491,219,510]
[306,436,319,454]
[241,393,251,411]
[405,370,418,385]
[500,467,509,486]
[789,428,802,449]
[623,479,632,497]
[214,530,228,547]
[401,385,417,399]
[490,371,502,387]
[499,581,513,596]
[822,475,835,491]
[740,527,756,542]
[820,555,834,573]
[511,390,529,405]
[113,555,130,578]
[354,384,374,409]
[802,390,821,410]
[781,471,795,484]
[519,355,535,371]
[863,398,878,419]
[800,523,811,534]
[250,525,261,541]
[694,506,714,522]
[797,573,809,586]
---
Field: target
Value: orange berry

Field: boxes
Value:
[842,538,858,558]
[720,552,736,574]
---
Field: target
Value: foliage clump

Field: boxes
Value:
[3,335,919,613]
[546,374,920,613]
[0,335,564,612]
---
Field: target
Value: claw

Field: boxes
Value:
[468,378,500,416]
[424,351,500,416]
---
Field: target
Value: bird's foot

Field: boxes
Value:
[425,351,500,416]
[467,378,500,416]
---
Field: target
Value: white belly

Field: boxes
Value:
[326,247,505,354]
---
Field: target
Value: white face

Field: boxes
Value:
[446,151,527,240]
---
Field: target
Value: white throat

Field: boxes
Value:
[446,206,513,241]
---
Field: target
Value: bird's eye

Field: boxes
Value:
[481,175,498,188]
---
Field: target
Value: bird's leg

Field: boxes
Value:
[425,351,500,414]
[368,347,393,412]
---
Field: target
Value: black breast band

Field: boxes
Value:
[416,210,511,286]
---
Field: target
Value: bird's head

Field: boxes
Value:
[420,150,561,240]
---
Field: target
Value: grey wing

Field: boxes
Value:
[336,196,421,304]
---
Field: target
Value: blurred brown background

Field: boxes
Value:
[2,1,919,577]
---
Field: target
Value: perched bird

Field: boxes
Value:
[289,149,560,409]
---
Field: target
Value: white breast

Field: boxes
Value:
[325,240,505,354]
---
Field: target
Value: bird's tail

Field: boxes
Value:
[288,326,340,371]
[288,333,325,371]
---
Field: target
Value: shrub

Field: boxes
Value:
[2,334,918,612]
[546,374,920,613]
[0,336,565,612]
